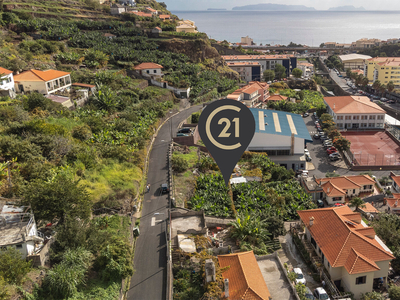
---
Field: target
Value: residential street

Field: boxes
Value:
[127,104,202,300]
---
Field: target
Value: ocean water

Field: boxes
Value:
[171,10,400,47]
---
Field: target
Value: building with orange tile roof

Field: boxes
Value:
[222,54,297,78]
[0,66,15,93]
[357,202,379,216]
[266,94,288,102]
[390,172,400,193]
[301,175,375,205]
[134,62,163,79]
[227,62,262,83]
[144,6,157,15]
[159,14,170,20]
[324,96,386,130]
[298,206,394,299]
[226,81,269,108]
[130,11,153,17]
[218,251,271,300]
[14,69,71,95]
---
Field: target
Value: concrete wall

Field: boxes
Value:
[249,133,304,155]
[342,270,373,300]
[15,81,47,94]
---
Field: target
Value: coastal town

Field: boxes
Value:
[1,1,400,300]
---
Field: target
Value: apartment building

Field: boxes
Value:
[240,36,254,46]
[364,57,400,86]
[351,38,382,48]
[226,61,261,82]
[324,96,386,129]
[222,55,297,77]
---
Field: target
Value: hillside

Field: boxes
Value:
[0,1,239,299]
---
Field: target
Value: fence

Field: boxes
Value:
[167,142,173,300]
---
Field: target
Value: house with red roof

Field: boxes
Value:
[159,14,171,20]
[144,6,157,15]
[390,171,400,193]
[0,66,15,93]
[301,175,375,205]
[266,94,288,102]
[227,81,269,108]
[324,96,386,130]
[218,251,271,300]
[14,69,71,95]
[134,62,163,79]
[298,206,394,299]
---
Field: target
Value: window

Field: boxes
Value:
[361,115,368,120]
[369,115,375,120]
[332,197,342,201]
[345,116,351,120]
[377,123,383,128]
[146,70,150,74]
[154,70,157,73]
[353,189,356,194]
[369,123,375,127]
[337,116,343,120]
[377,115,384,120]
[337,123,343,128]
[353,116,359,120]
[15,244,22,249]
[356,276,366,285]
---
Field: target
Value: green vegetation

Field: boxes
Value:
[292,68,303,78]
[324,55,343,71]
[0,247,31,285]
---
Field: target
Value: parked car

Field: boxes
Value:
[388,100,395,104]
[314,287,330,300]
[304,149,310,155]
[334,203,344,207]
[306,286,315,298]
[329,152,340,157]
[314,121,319,125]
[177,127,193,134]
[317,200,324,208]
[176,133,189,137]
[326,147,337,152]
[330,156,340,162]
[306,154,312,162]
[323,143,333,148]
[327,149,337,155]
[160,183,169,194]
[303,113,309,117]
[314,134,320,139]
[317,128,324,132]
[296,169,309,177]
[293,268,306,285]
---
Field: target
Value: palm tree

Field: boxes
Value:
[387,81,395,93]
[379,84,387,96]
[361,76,369,88]
[372,80,381,91]
[349,197,366,210]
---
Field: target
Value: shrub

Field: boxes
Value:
[171,154,189,172]
[0,247,31,284]
[191,112,200,124]
[390,285,400,300]
[72,125,92,141]
[95,237,134,281]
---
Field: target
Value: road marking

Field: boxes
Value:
[151,217,155,226]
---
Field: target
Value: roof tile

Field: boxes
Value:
[324,96,386,114]
[218,251,271,300]
[134,62,163,70]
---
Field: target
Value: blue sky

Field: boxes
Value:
[163,0,397,11]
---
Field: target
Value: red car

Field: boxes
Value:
[334,203,344,207]
[326,147,337,152]
[327,149,337,155]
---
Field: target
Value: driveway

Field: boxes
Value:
[127,104,202,300]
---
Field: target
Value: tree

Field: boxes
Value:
[263,69,275,82]
[316,104,327,117]
[389,285,400,300]
[349,197,366,210]
[292,68,303,78]
[333,136,351,151]
[0,247,31,284]
[23,92,48,112]
[387,81,395,92]
[360,76,369,88]
[372,80,381,91]
[320,113,333,122]
[379,52,387,57]
[379,84,387,96]
[346,68,352,78]
[274,64,287,80]
[355,74,363,86]
[171,154,188,172]
[229,213,271,245]
[23,175,92,224]
[361,291,386,300]
[328,129,341,140]
[371,213,400,249]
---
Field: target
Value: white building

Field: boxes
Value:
[324,96,386,129]
[297,61,314,78]
[110,3,126,15]
[14,69,71,95]
[0,66,15,92]
[298,206,394,300]
[247,108,312,171]
[134,62,163,79]
[338,54,372,70]
[0,205,44,259]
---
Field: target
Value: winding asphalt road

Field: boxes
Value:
[127,104,202,300]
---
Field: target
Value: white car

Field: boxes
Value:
[304,149,310,156]
[314,287,330,300]
[293,268,306,285]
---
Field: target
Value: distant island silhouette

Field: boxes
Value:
[328,5,366,11]
[232,3,316,11]
[207,8,227,11]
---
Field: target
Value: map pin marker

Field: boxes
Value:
[198,99,256,186]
